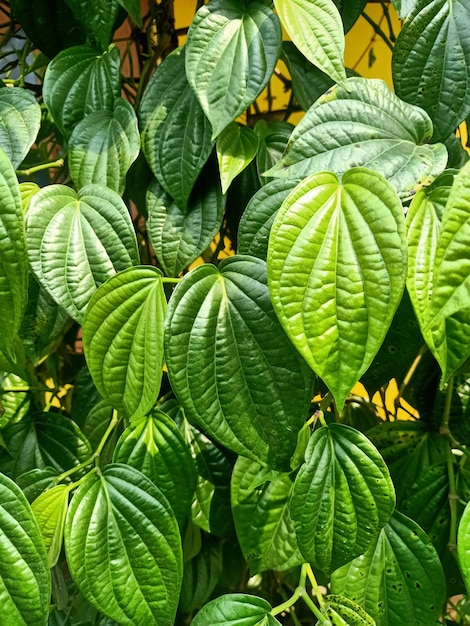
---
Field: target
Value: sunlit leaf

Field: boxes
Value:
[0,87,41,168]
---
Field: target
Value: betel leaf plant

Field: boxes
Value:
[0,0,470,623]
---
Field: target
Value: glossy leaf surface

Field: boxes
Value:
[83,266,166,420]
[217,122,259,194]
[323,595,375,625]
[191,593,281,626]
[31,484,69,567]
[268,169,406,408]
[64,0,120,50]
[0,87,41,168]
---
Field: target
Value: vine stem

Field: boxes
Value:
[271,563,324,621]
[360,10,394,51]
[16,158,64,176]
[440,377,459,553]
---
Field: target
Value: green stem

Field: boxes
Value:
[161,277,181,284]
[440,378,459,554]
[305,564,325,608]
[271,564,324,621]
[16,158,64,176]
[360,10,394,51]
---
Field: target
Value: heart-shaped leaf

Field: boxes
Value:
[265,77,447,198]
[185,0,282,138]
[217,122,259,194]
[26,184,139,323]
[332,511,446,626]
[273,0,346,85]
[0,472,50,625]
[191,593,281,626]
[290,423,395,574]
[65,464,182,625]
[63,0,120,51]
[140,46,214,210]
[68,97,140,195]
[0,87,41,168]
[268,168,406,408]
[43,44,121,137]
[392,0,470,142]
[83,266,166,420]
[165,255,315,470]
[31,484,70,567]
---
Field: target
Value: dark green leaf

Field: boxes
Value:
[179,534,223,614]
[0,88,41,168]
[254,120,293,185]
[64,0,120,50]
[16,467,57,504]
[81,400,114,451]
[191,593,281,626]
[117,0,142,26]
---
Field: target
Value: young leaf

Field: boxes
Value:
[140,46,214,211]
[268,168,406,409]
[323,595,375,625]
[68,98,140,195]
[185,0,282,138]
[65,464,182,625]
[392,0,470,142]
[290,424,395,574]
[165,255,315,471]
[217,123,259,194]
[63,0,120,51]
[273,0,346,85]
[114,410,197,527]
[31,484,69,567]
[0,472,51,626]
[26,184,139,323]
[43,44,121,137]
[265,77,447,198]
[0,87,41,168]
[191,593,281,626]
[331,511,446,626]
[82,266,166,420]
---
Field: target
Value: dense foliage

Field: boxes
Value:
[0,0,469,623]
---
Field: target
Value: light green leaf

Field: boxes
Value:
[231,456,302,574]
[165,255,315,471]
[0,472,50,625]
[68,97,140,195]
[392,0,470,142]
[458,499,470,595]
[191,593,281,626]
[64,464,182,625]
[31,484,69,568]
[323,595,376,625]
[63,0,120,50]
[390,0,417,19]
[273,0,346,85]
[290,424,395,574]
[146,168,224,277]
[0,149,28,359]
[140,47,214,210]
[0,87,41,168]
[331,511,446,626]
[43,44,121,137]
[82,266,166,420]
[268,168,406,409]
[217,122,259,194]
[114,410,197,527]
[185,0,282,138]
[26,184,139,323]
[19,182,40,213]
[265,78,447,198]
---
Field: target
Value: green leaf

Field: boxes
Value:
[82,266,166,420]
[26,184,139,323]
[231,456,302,574]
[217,123,259,194]
[16,467,57,504]
[19,182,40,213]
[117,0,142,26]
[68,98,140,195]
[81,400,114,451]
[0,373,30,429]
[165,255,314,470]
[254,120,293,185]
[457,499,470,595]
[31,484,69,567]
[392,0,470,142]
[65,464,182,625]
[390,0,417,19]
[0,472,50,625]
[114,410,197,527]
[0,149,28,359]
[273,0,346,85]
[268,168,406,409]
[146,168,224,277]
[191,593,281,626]
[265,77,447,198]
[179,535,223,614]
[335,0,368,32]
[43,44,121,138]
[185,0,282,138]
[64,0,120,50]
[331,511,446,626]
[290,424,395,574]
[0,87,41,168]
[140,47,214,210]
[323,595,376,625]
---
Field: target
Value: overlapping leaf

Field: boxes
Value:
[117,0,142,26]
[43,44,121,137]
[323,595,375,625]
[217,122,259,194]
[179,536,223,614]
[331,511,446,626]
[0,472,50,626]
[26,184,139,323]
[185,0,282,138]
[266,78,447,198]
[140,47,214,210]
[31,484,69,567]
[268,168,406,408]
[83,266,166,420]
[191,594,281,626]
[68,98,140,195]
[65,464,182,625]
[254,120,293,185]
[0,88,41,168]
[64,0,120,50]
[165,255,314,471]
[290,424,395,574]
[392,0,470,142]
[273,0,346,85]
[458,499,470,594]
